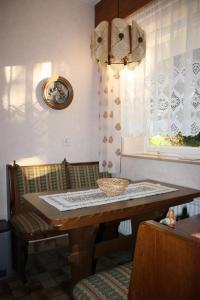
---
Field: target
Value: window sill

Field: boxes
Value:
[122,153,200,165]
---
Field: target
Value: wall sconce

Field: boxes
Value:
[91,18,146,72]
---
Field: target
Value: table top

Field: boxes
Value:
[22,180,200,231]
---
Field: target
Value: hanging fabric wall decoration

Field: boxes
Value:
[98,67,122,175]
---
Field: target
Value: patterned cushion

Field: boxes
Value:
[73,262,132,300]
[11,211,53,235]
[67,163,111,189]
[16,161,67,197]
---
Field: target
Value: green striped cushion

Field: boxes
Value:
[11,211,52,235]
[73,262,132,300]
[68,163,111,189]
[16,162,67,197]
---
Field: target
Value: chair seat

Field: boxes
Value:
[10,211,53,236]
[73,262,132,300]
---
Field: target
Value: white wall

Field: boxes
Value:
[0,0,99,219]
[121,156,200,190]
[120,155,200,234]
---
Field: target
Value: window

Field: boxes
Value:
[121,0,200,159]
[147,133,200,158]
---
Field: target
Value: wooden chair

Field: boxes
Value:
[73,215,200,300]
[7,159,69,280]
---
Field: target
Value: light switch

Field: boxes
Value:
[64,137,70,146]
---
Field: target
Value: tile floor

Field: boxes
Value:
[0,242,131,300]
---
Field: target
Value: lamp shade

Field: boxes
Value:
[110,63,125,73]
[110,18,130,64]
[91,21,109,67]
[130,20,146,62]
[90,18,146,73]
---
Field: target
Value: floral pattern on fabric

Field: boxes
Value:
[99,67,122,174]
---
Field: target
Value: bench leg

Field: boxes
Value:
[12,231,28,282]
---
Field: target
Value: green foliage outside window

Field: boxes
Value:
[150,133,200,147]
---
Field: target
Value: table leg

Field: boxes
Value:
[68,224,99,286]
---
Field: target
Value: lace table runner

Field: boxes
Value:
[39,182,178,212]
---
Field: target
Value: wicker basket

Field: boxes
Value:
[96,178,129,196]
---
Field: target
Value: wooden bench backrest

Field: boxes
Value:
[7,160,111,216]
[66,161,111,189]
[129,219,200,300]
[7,160,68,216]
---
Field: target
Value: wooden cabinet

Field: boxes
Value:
[95,0,154,26]
[119,0,153,19]
[95,0,118,26]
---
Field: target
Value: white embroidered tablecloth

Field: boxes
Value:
[39,182,178,212]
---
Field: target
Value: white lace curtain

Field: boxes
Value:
[122,0,200,137]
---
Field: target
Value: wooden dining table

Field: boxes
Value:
[22,179,200,288]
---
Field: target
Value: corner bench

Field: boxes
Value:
[7,159,112,280]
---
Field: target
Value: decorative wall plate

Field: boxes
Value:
[42,76,73,110]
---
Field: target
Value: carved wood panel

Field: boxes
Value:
[95,0,154,26]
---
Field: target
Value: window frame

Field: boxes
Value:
[145,133,200,159]
[122,135,200,159]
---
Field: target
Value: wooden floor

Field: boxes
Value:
[0,242,131,300]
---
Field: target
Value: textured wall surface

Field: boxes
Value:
[121,156,200,189]
[0,0,99,219]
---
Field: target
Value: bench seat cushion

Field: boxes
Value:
[68,163,111,189]
[73,262,132,300]
[10,211,53,235]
